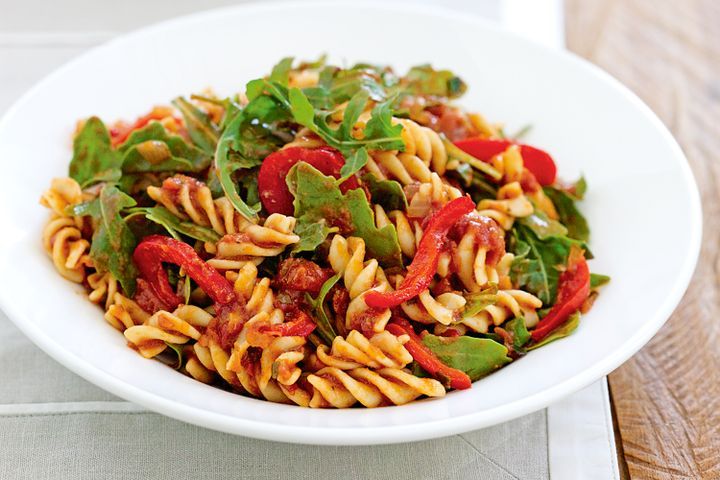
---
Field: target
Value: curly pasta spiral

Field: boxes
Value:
[207,214,300,269]
[365,118,448,185]
[40,177,85,219]
[104,293,150,332]
[374,205,422,258]
[470,144,557,222]
[452,239,515,293]
[40,178,92,283]
[282,366,445,408]
[315,330,412,370]
[328,235,392,333]
[42,216,91,283]
[400,289,467,326]
[88,272,118,309]
[476,182,534,231]
[406,172,463,218]
[124,305,213,358]
[461,289,543,333]
[147,175,254,235]
[187,261,306,402]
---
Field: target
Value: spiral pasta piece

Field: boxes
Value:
[283,366,445,408]
[400,289,467,326]
[328,235,392,332]
[40,177,85,219]
[40,177,93,283]
[365,118,447,185]
[316,330,412,370]
[207,214,300,269]
[88,272,118,309]
[104,293,151,332]
[474,144,557,222]
[124,305,213,358]
[42,217,91,283]
[406,172,463,218]
[374,205,422,258]
[461,289,543,333]
[476,182,534,231]
[147,175,254,234]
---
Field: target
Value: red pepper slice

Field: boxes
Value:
[259,310,316,337]
[387,317,471,390]
[133,235,236,312]
[364,196,475,309]
[454,137,557,186]
[257,147,360,215]
[531,246,590,341]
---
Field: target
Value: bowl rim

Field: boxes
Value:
[0,0,702,445]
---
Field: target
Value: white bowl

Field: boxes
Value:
[0,1,701,445]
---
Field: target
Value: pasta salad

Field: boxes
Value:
[40,57,608,408]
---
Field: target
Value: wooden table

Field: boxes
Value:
[566,0,720,478]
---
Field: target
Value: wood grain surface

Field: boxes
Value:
[566,1,720,478]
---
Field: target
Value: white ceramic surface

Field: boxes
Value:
[0,1,701,445]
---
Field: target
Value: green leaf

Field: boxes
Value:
[181,275,192,305]
[463,284,499,318]
[422,334,511,381]
[362,95,405,151]
[172,97,219,154]
[287,162,402,267]
[64,198,101,218]
[339,90,369,140]
[339,147,368,180]
[119,122,211,173]
[505,317,531,350]
[90,185,138,296]
[569,176,587,200]
[509,224,586,305]
[362,174,407,211]
[542,186,590,242]
[528,311,581,350]
[135,206,221,243]
[448,163,498,201]
[305,272,342,345]
[519,211,568,239]
[284,87,405,156]
[68,117,122,188]
[163,342,184,370]
[214,111,270,221]
[404,65,467,99]
[269,57,294,86]
[590,273,610,289]
[288,87,317,127]
[292,220,335,254]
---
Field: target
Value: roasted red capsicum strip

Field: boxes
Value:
[258,146,360,215]
[531,246,590,341]
[259,311,316,337]
[387,317,472,390]
[133,235,236,311]
[364,196,475,309]
[454,137,557,186]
